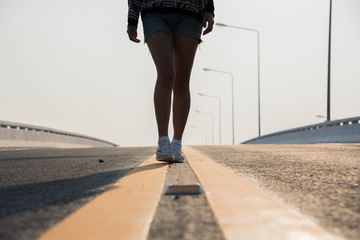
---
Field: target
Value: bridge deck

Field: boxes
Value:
[0,145,359,240]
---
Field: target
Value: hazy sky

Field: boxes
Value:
[1,0,359,146]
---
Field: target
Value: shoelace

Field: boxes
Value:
[158,141,171,152]
[171,143,182,155]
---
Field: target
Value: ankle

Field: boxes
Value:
[171,138,182,145]
[158,136,170,143]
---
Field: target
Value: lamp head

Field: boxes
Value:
[215,22,227,27]
[202,68,210,71]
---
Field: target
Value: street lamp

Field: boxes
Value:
[196,110,214,145]
[190,125,207,145]
[327,0,333,122]
[198,93,222,145]
[203,68,234,145]
[216,22,262,137]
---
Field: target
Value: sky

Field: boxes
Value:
[1,0,359,147]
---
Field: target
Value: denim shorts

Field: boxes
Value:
[142,12,203,42]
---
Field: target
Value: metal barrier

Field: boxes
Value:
[0,120,117,148]
[243,116,360,144]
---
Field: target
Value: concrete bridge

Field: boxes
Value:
[244,116,360,144]
[0,120,117,149]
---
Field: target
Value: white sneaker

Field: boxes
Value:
[171,142,185,163]
[156,140,173,162]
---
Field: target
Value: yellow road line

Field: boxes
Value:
[184,147,335,240]
[38,155,167,240]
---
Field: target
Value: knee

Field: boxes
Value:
[173,77,190,94]
[157,68,175,88]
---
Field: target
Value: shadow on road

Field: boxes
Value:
[0,168,132,219]
[124,161,168,177]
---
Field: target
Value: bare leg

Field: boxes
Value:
[146,32,175,137]
[172,36,199,140]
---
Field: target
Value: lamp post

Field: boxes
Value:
[196,110,214,145]
[203,68,234,145]
[327,0,333,122]
[198,93,222,145]
[216,22,262,137]
[190,125,207,145]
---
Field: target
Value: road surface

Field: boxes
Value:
[0,144,359,239]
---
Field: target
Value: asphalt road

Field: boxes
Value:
[0,147,154,240]
[193,144,360,240]
[0,144,359,240]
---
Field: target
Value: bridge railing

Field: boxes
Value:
[0,120,117,148]
[243,116,360,144]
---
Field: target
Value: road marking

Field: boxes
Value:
[165,184,203,195]
[37,155,167,240]
[183,147,336,240]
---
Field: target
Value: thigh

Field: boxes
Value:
[146,31,175,74]
[173,36,199,80]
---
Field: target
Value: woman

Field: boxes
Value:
[127,0,215,163]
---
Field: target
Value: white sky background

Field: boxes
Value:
[0,0,359,146]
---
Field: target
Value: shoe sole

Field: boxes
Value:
[156,154,174,163]
[173,156,185,163]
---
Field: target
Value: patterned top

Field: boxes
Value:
[128,0,215,27]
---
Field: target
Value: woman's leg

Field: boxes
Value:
[172,36,199,140]
[146,31,175,138]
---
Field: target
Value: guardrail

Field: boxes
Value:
[243,116,360,144]
[0,120,117,148]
